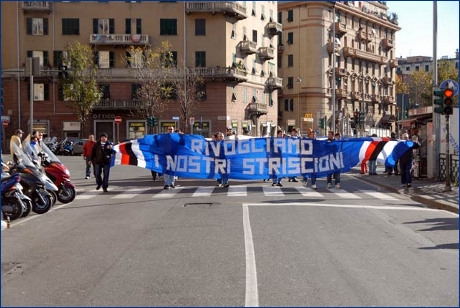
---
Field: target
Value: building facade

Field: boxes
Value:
[277,1,400,136]
[1,1,282,148]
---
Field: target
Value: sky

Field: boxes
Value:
[386,1,459,59]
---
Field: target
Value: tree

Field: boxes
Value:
[395,74,408,95]
[61,41,102,137]
[438,59,459,106]
[406,70,432,107]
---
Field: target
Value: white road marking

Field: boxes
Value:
[228,185,248,197]
[151,187,185,199]
[359,190,398,200]
[192,186,214,197]
[295,187,324,198]
[111,187,151,199]
[242,204,259,307]
[262,186,285,197]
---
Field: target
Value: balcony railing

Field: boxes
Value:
[335,67,346,76]
[240,40,257,55]
[351,91,362,101]
[247,103,268,114]
[389,59,398,68]
[257,47,274,60]
[382,95,395,104]
[327,42,341,54]
[335,89,346,99]
[334,22,347,35]
[185,2,247,19]
[90,34,149,45]
[266,76,283,89]
[343,47,388,64]
[382,76,392,85]
[267,21,282,36]
[371,94,381,102]
[22,2,52,12]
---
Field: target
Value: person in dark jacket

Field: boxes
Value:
[91,133,115,192]
[399,133,421,189]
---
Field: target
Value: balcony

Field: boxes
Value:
[266,76,283,90]
[90,34,149,46]
[334,22,347,36]
[93,99,142,110]
[257,47,274,60]
[327,41,341,54]
[343,47,388,64]
[382,95,395,104]
[185,2,247,20]
[389,59,398,68]
[267,21,282,36]
[240,40,257,55]
[351,91,362,101]
[247,103,268,115]
[22,2,52,12]
[358,29,371,42]
[382,38,394,50]
[335,67,346,77]
[335,89,346,99]
[382,76,392,85]
[278,45,284,54]
[371,94,381,103]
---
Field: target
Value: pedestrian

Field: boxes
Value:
[26,135,40,165]
[288,128,300,182]
[216,132,230,187]
[83,134,96,179]
[226,127,235,140]
[32,130,44,153]
[399,133,420,189]
[327,132,341,189]
[306,130,318,189]
[163,126,176,189]
[386,132,399,175]
[10,129,24,162]
[367,134,378,175]
[272,129,284,186]
[90,133,115,192]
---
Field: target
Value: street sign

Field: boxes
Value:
[114,116,122,124]
[2,121,8,127]
[440,79,459,96]
[189,117,195,125]
[172,116,179,120]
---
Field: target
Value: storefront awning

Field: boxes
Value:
[397,115,431,126]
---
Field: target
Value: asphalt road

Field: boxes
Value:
[2,156,458,307]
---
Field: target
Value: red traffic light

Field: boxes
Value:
[353,111,358,118]
[444,88,454,98]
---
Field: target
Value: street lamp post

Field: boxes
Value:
[331,4,336,134]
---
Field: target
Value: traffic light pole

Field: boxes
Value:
[444,114,451,192]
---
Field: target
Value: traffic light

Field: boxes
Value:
[152,117,158,127]
[353,110,359,125]
[147,116,154,127]
[359,112,366,124]
[443,88,454,115]
[433,88,444,114]
[319,118,324,129]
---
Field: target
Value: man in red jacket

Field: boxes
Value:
[83,134,96,179]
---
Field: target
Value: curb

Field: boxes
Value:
[354,175,459,215]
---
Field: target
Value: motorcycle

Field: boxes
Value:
[2,164,33,219]
[38,142,76,203]
[43,136,58,154]
[1,171,25,221]
[10,143,58,215]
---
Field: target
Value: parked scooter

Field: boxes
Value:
[2,163,33,219]
[10,143,58,215]
[1,172,25,221]
[38,142,76,203]
[43,136,58,154]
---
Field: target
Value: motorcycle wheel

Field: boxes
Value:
[2,197,24,221]
[32,195,52,214]
[57,186,76,203]
[48,190,57,206]
[21,199,33,218]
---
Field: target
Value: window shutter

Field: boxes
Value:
[27,50,33,58]
[136,19,142,34]
[43,51,49,66]
[43,18,48,35]
[109,52,114,68]
[109,19,115,34]
[44,84,49,101]
[93,19,98,34]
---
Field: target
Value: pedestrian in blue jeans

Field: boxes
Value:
[399,133,420,189]
[90,133,115,192]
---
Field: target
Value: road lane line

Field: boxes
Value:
[242,204,259,307]
[228,185,247,197]
[332,190,362,199]
[262,186,285,197]
[359,190,398,200]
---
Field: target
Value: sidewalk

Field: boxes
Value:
[352,166,459,215]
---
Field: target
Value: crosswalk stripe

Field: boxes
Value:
[152,187,185,199]
[359,190,398,200]
[75,186,121,200]
[228,185,247,197]
[295,187,323,198]
[111,187,151,199]
[332,189,362,199]
[262,186,285,197]
[192,186,214,197]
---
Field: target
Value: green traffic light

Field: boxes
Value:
[433,88,444,114]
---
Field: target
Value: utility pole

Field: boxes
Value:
[331,3,336,134]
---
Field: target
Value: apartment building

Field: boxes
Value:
[278,1,400,136]
[1,1,282,145]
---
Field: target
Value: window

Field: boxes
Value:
[287,10,294,22]
[93,18,114,34]
[27,18,48,35]
[28,84,50,101]
[160,51,177,68]
[405,66,410,71]
[196,83,206,101]
[131,83,141,99]
[160,19,177,35]
[231,23,236,39]
[288,54,294,67]
[127,49,143,68]
[252,1,256,16]
[27,50,48,67]
[125,18,142,34]
[287,77,294,89]
[415,66,419,71]
[424,65,429,72]
[287,32,293,44]
[252,30,258,43]
[161,83,177,100]
[284,98,293,111]
[100,84,110,99]
[195,19,206,35]
[195,51,206,67]
[96,51,114,68]
[53,51,68,68]
[278,11,282,23]
[62,18,79,35]
[261,5,266,20]
[268,92,274,107]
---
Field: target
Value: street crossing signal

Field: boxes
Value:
[147,116,154,127]
[353,110,359,124]
[319,118,325,129]
[443,88,454,115]
[359,112,366,124]
[433,88,444,114]
[152,117,158,126]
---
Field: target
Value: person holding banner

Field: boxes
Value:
[306,130,318,189]
[272,130,285,187]
[216,132,230,187]
[163,126,176,189]
[288,128,300,182]
[399,133,420,189]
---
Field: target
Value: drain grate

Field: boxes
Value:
[183,202,219,207]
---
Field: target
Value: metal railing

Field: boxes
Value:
[439,153,459,183]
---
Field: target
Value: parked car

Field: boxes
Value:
[72,139,89,155]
